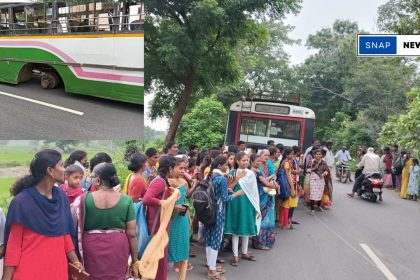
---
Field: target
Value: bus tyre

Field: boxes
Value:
[40,72,59,89]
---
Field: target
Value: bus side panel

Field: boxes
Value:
[53,64,143,104]
[0,60,24,84]
[303,119,315,151]
[225,111,238,146]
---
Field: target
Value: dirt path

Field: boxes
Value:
[0,166,28,178]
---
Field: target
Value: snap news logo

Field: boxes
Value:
[357,35,420,56]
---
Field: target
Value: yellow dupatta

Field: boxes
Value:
[139,187,180,280]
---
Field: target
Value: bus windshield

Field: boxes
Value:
[240,117,302,147]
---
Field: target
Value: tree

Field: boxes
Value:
[298,20,360,138]
[145,0,301,142]
[378,0,420,34]
[379,88,420,156]
[213,21,299,108]
[123,140,141,161]
[176,96,227,149]
[299,20,417,144]
[43,140,80,152]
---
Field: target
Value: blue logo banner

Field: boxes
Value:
[358,36,397,55]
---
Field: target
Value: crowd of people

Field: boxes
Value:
[1,140,418,280]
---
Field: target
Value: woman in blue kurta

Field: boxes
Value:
[168,158,192,277]
[204,155,244,280]
[251,154,278,250]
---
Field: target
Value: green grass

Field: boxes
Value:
[0,146,34,168]
[0,178,13,214]
[0,178,13,195]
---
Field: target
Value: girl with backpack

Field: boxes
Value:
[204,155,244,280]
[225,152,261,267]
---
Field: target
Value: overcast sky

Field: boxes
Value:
[144,0,389,130]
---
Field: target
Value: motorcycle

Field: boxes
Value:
[357,173,383,203]
[336,161,351,183]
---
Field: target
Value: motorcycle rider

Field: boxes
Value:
[347,147,381,198]
[335,146,353,182]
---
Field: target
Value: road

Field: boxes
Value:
[0,79,143,139]
[170,180,420,280]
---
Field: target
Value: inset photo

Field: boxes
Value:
[0,139,148,278]
[0,1,144,139]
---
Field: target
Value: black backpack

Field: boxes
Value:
[192,174,221,226]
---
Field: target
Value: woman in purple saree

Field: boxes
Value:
[72,163,139,280]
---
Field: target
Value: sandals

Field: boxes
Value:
[205,264,225,273]
[230,257,239,267]
[217,258,225,264]
[172,263,194,272]
[241,253,256,261]
[208,270,225,280]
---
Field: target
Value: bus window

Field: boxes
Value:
[269,119,301,140]
[240,117,269,137]
[25,4,46,34]
[0,9,9,35]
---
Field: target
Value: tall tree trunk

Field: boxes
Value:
[165,72,194,143]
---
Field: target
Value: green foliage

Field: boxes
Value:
[214,21,299,107]
[123,141,142,161]
[145,0,301,138]
[43,140,81,153]
[378,0,420,34]
[379,88,420,156]
[299,19,416,146]
[176,96,227,149]
[0,146,34,168]
[322,112,376,155]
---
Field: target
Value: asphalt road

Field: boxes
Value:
[170,180,420,280]
[0,79,144,139]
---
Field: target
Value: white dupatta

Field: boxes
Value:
[237,168,261,234]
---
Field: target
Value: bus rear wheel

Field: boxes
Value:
[40,72,59,89]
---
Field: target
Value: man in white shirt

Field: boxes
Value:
[323,141,335,179]
[335,146,353,182]
[347,147,380,197]
[304,139,320,159]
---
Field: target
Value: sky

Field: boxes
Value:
[144,0,389,131]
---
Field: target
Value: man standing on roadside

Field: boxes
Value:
[323,141,335,180]
[391,144,399,189]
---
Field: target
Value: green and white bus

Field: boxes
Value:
[0,1,144,104]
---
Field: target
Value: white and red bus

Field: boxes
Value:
[225,98,316,150]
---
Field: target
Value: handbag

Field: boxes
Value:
[68,262,89,280]
[277,162,290,200]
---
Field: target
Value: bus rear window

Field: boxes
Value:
[270,119,301,139]
[240,117,269,136]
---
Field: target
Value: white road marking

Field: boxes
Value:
[360,243,398,280]
[0,90,84,116]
